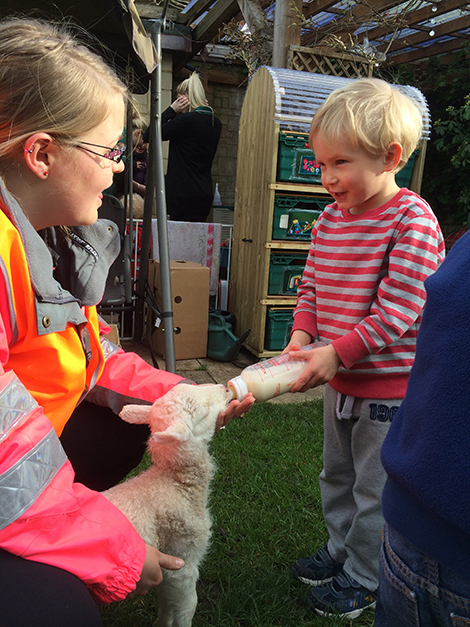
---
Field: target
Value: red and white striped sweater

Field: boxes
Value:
[292,188,445,398]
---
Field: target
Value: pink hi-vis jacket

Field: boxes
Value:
[0,182,183,603]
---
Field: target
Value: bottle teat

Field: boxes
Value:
[227,376,248,400]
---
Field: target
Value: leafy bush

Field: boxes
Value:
[433,94,470,224]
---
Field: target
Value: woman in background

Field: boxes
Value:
[158,72,222,222]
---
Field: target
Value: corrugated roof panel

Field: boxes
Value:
[386,34,458,58]
[420,8,470,27]
[262,66,431,138]
[308,11,341,28]
[385,1,431,15]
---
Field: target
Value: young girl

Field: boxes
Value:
[0,18,252,627]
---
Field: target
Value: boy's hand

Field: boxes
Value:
[282,330,312,354]
[289,343,341,392]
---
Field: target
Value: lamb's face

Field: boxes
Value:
[149,384,233,443]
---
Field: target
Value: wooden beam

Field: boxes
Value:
[304,0,344,19]
[193,0,240,41]
[207,67,248,84]
[174,0,240,72]
[135,2,179,20]
[307,0,408,43]
[179,0,215,26]
[359,0,464,43]
[161,32,192,52]
[379,14,470,56]
[388,34,467,64]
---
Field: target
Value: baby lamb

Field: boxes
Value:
[102,383,233,627]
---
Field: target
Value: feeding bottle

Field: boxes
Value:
[228,342,326,402]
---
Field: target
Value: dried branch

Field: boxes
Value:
[221,18,273,80]
[293,0,430,63]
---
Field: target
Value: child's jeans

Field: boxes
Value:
[375,524,470,626]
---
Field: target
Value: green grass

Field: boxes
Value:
[100,400,375,627]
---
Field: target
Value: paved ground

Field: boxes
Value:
[121,340,324,405]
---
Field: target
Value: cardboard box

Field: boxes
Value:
[107,323,121,346]
[148,260,210,360]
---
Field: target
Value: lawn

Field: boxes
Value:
[100,399,375,627]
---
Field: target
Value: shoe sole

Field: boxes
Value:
[295,574,334,586]
[312,601,376,620]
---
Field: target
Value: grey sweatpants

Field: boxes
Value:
[321,384,402,591]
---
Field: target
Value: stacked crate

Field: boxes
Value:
[263,132,330,351]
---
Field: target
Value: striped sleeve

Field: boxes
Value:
[293,190,445,372]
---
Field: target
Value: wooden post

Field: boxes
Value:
[272,0,302,68]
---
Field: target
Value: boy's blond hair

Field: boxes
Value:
[310,77,423,172]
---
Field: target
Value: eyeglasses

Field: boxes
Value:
[74,141,126,163]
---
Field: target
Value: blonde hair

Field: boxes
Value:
[130,104,148,132]
[177,72,208,111]
[310,77,423,171]
[132,114,148,133]
[0,17,128,173]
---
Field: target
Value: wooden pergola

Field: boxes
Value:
[135,0,470,71]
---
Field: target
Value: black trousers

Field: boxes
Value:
[167,195,211,223]
[0,549,103,627]
[60,399,151,491]
[1,401,150,626]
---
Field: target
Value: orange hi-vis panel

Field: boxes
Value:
[0,211,104,436]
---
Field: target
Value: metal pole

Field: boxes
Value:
[133,16,176,373]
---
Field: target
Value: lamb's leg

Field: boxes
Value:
[156,566,199,627]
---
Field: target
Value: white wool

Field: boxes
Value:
[102,383,232,627]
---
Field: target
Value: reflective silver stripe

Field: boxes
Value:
[0,373,38,444]
[100,336,120,360]
[0,427,67,531]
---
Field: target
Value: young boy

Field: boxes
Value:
[286,77,445,619]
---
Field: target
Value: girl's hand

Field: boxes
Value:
[216,394,255,430]
[289,343,341,392]
[128,544,184,597]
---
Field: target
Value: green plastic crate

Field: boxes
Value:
[265,307,294,351]
[272,195,330,240]
[277,132,322,183]
[268,252,308,295]
[396,148,419,188]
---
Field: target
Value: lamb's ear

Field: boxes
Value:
[119,404,152,425]
[153,420,189,444]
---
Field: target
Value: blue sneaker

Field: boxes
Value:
[292,546,343,586]
[307,571,377,619]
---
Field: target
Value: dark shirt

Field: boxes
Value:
[160,106,221,219]
[381,231,470,579]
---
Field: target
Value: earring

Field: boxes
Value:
[44,171,49,178]
[24,146,34,153]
